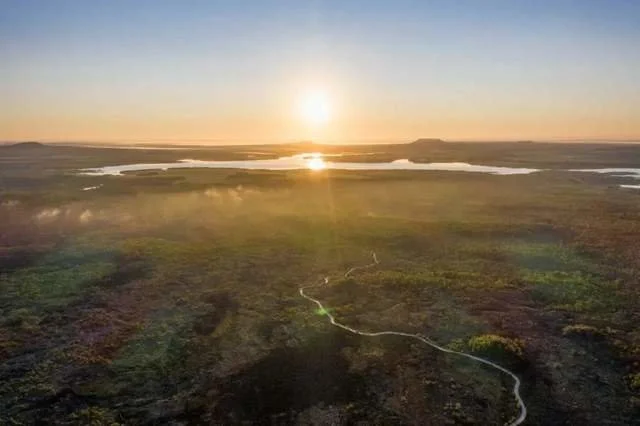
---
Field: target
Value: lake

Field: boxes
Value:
[80,153,540,176]
[79,153,640,189]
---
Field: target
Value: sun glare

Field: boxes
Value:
[299,89,332,126]
[307,156,326,171]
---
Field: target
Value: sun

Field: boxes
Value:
[299,89,332,126]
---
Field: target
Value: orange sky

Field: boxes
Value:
[2,106,638,144]
[2,1,639,144]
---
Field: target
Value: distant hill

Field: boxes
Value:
[409,138,445,145]
[2,141,48,149]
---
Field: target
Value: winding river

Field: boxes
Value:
[299,252,527,426]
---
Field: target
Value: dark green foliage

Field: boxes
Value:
[1,143,640,424]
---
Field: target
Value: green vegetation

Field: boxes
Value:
[562,324,603,338]
[69,407,121,426]
[630,373,640,391]
[468,334,525,367]
[1,142,640,424]
[523,270,620,313]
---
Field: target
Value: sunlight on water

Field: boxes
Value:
[80,153,540,176]
[306,156,326,170]
[80,156,640,189]
[570,168,640,188]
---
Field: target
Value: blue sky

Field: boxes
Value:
[1,0,639,143]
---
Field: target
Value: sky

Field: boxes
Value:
[1,0,639,144]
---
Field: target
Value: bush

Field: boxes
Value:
[468,334,524,359]
[562,324,603,338]
[69,407,120,425]
[629,373,640,391]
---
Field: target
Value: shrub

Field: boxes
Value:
[468,334,524,359]
[629,373,640,391]
[69,407,120,425]
[562,324,603,338]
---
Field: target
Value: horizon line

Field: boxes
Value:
[3,137,640,146]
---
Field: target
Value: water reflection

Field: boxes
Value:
[81,153,540,176]
[571,168,640,188]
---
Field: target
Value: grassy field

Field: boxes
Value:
[1,142,640,424]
